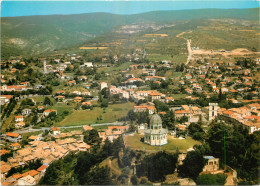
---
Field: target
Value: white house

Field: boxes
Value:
[15,115,24,122]
[22,108,32,116]
[50,127,61,136]
[0,95,12,105]
[99,82,108,90]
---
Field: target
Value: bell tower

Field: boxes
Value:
[209,103,218,121]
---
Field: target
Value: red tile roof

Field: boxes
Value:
[6,132,20,138]
[37,165,48,172]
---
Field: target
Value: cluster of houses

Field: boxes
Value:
[0,123,131,185]
[1,126,88,185]
[220,103,260,133]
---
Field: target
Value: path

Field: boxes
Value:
[176,31,193,66]
[225,173,235,185]
[186,39,192,65]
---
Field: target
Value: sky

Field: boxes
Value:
[1,0,259,17]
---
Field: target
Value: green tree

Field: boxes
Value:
[178,151,206,180]
[138,151,178,182]
[44,97,52,106]
[196,173,226,185]
[83,129,102,146]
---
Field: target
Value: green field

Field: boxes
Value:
[32,96,56,104]
[51,103,74,114]
[57,102,135,127]
[97,62,131,73]
[125,134,200,151]
[171,94,187,100]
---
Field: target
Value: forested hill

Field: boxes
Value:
[1,8,258,57]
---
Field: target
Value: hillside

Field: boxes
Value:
[1,8,259,57]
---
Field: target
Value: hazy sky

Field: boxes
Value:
[1,0,259,17]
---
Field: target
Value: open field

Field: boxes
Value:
[22,131,42,139]
[31,96,56,104]
[125,134,200,152]
[192,48,260,57]
[57,102,134,127]
[51,103,74,114]
[97,62,131,73]
[144,34,168,37]
[79,47,108,50]
[171,94,187,100]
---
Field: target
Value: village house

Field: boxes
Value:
[0,95,12,105]
[28,136,41,141]
[134,105,156,115]
[149,92,165,102]
[74,96,83,103]
[10,143,21,150]
[56,95,65,103]
[185,74,192,79]
[127,78,144,83]
[79,76,87,81]
[18,175,36,185]
[22,108,32,116]
[145,76,166,81]
[82,101,92,106]
[37,106,44,110]
[37,165,48,178]
[99,82,108,90]
[0,85,27,92]
[6,133,22,143]
[20,81,30,86]
[15,121,26,129]
[108,126,129,133]
[142,69,156,76]
[1,163,12,183]
[15,115,24,123]
[174,110,190,119]
[43,110,57,117]
[50,127,61,136]
[67,80,76,86]
[83,125,93,131]
[136,90,157,97]
[21,170,40,181]
[5,173,22,184]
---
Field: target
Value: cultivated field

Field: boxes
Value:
[79,47,108,50]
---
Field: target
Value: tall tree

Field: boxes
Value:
[178,150,206,180]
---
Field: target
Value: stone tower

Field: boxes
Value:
[209,103,218,121]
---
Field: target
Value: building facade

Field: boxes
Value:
[144,114,168,146]
[209,103,218,121]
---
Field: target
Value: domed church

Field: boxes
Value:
[144,114,168,146]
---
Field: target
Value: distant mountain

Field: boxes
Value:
[1,8,258,57]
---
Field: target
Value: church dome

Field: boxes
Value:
[150,114,162,127]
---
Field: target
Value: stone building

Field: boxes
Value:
[203,156,219,172]
[209,103,218,121]
[144,114,168,146]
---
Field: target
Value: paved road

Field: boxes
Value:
[12,122,125,134]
